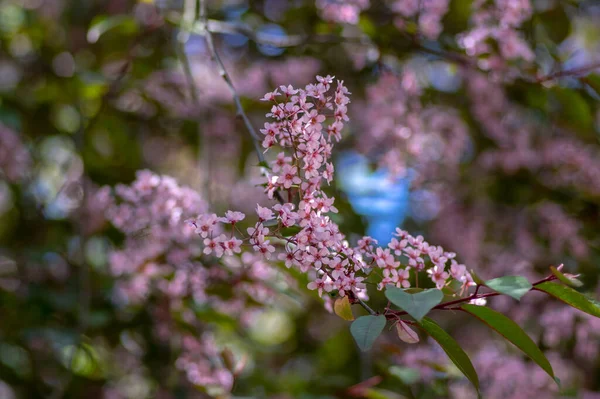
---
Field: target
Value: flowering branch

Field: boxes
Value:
[187,75,474,320]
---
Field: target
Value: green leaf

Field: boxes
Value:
[584,74,600,95]
[550,266,583,288]
[334,296,355,321]
[538,6,570,43]
[485,276,532,300]
[365,388,403,399]
[552,87,593,130]
[256,160,271,169]
[87,15,138,43]
[404,288,424,294]
[350,315,386,351]
[279,225,302,237]
[385,287,443,321]
[418,317,480,395]
[389,366,420,385]
[469,269,485,285]
[462,304,556,382]
[536,282,600,318]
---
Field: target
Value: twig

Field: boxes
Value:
[176,0,213,205]
[49,111,90,399]
[198,0,284,204]
[196,19,371,48]
[536,62,600,83]
[385,274,558,319]
[357,297,377,315]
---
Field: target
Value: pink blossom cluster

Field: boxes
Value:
[356,71,469,180]
[104,170,282,391]
[106,170,207,301]
[119,57,321,120]
[400,341,592,398]
[467,74,600,197]
[535,203,588,259]
[432,197,589,275]
[480,136,600,197]
[0,123,31,183]
[188,76,472,306]
[457,0,534,74]
[391,0,450,39]
[539,303,600,362]
[316,0,370,25]
[175,334,235,392]
[449,345,576,398]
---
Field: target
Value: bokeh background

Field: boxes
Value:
[1,0,600,398]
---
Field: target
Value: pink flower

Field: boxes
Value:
[273,203,298,227]
[427,265,449,289]
[396,268,411,288]
[279,164,301,189]
[222,211,245,224]
[307,276,332,297]
[256,205,274,221]
[346,273,366,292]
[194,213,219,238]
[272,152,292,173]
[223,237,243,255]
[374,247,395,268]
[404,247,423,268]
[279,84,299,96]
[252,234,275,258]
[388,238,407,255]
[278,251,298,268]
[260,89,280,101]
[450,262,467,281]
[306,246,329,268]
[316,75,334,86]
[203,235,225,257]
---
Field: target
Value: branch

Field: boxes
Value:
[198,0,284,204]
[205,19,306,47]
[536,61,600,83]
[177,0,216,205]
[356,297,377,315]
[198,19,371,48]
[385,274,559,319]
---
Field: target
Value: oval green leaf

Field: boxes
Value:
[418,317,480,394]
[462,304,555,382]
[536,282,600,318]
[485,276,532,300]
[385,287,443,321]
[350,315,386,351]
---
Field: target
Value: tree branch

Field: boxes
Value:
[198,0,284,204]
[384,274,559,319]
[536,62,600,83]
[196,19,371,48]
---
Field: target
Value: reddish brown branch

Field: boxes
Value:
[383,274,558,320]
[536,62,600,83]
